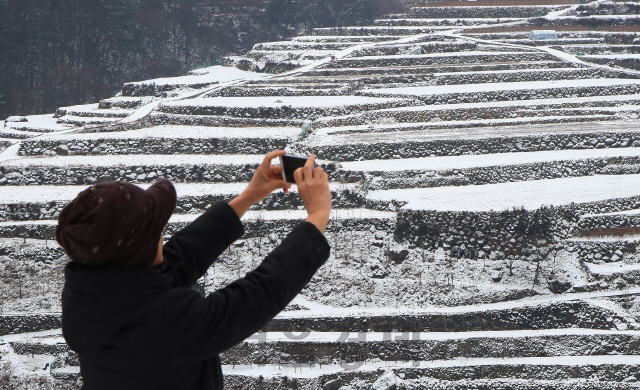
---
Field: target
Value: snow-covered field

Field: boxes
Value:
[341,147,640,172]
[125,65,266,87]
[370,174,640,211]
[6,2,640,389]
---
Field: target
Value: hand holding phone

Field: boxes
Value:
[279,154,315,183]
[291,154,332,233]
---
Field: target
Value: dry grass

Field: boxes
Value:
[575,226,640,237]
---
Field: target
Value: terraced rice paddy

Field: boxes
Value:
[4,0,640,388]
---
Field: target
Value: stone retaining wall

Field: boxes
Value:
[393,195,640,260]
[156,100,410,120]
[342,157,640,190]
[555,45,640,55]
[0,215,396,240]
[0,189,396,223]
[262,301,624,332]
[394,207,563,260]
[532,15,640,27]
[0,163,259,186]
[311,27,436,36]
[362,83,640,105]
[19,136,290,156]
[408,5,564,18]
[583,56,640,72]
[567,240,639,263]
[205,86,350,98]
[98,98,143,110]
[0,140,11,153]
[310,131,640,161]
[221,333,639,365]
[0,243,65,262]
[432,68,637,85]
[121,82,216,97]
[0,314,61,336]
[252,42,352,51]
[151,113,302,128]
[327,52,553,69]
[351,42,477,57]
[10,341,69,356]
[307,61,573,77]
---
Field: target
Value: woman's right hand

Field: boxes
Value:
[294,154,332,233]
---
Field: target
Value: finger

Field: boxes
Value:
[261,150,286,169]
[304,154,316,180]
[293,167,304,185]
[269,180,291,193]
[269,166,283,180]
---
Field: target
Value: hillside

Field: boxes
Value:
[4,0,640,388]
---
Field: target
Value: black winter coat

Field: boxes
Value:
[61,202,330,389]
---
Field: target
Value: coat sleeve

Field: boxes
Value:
[161,202,244,288]
[162,221,330,363]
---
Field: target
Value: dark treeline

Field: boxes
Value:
[0,0,405,119]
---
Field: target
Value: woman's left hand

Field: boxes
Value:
[229,150,291,218]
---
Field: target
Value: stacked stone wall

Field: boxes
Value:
[408,5,564,18]
[310,131,640,161]
[0,314,61,336]
[19,136,290,157]
[328,52,553,68]
[362,83,640,105]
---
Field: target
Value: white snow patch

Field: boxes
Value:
[127,66,265,87]
[162,96,404,109]
[364,78,640,96]
[369,174,640,211]
[223,355,640,378]
[37,125,301,141]
[341,147,640,172]
[1,154,265,168]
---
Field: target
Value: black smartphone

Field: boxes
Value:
[279,154,314,183]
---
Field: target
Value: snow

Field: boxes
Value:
[585,262,640,274]
[161,95,405,109]
[312,121,640,148]
[0,182,356,204]
[341,147,640,172]
[223,355,640,378]
[126,65,265,86]
[57,103,100,112]
[170,209,396,223]
[0,154,265,168]
[0,208,394,228]
[364,78,640,96]
[432,67,586,77]
[315,115,615,139]
[368,174,640,211]
[344,50,538,62]
[376,18,525,23]
[0,127,40,138]
[584,54,640,60]
[122,100,159,123]
[56,115,121,124]
[241,328,640,343]
[3,114,74,132]
[36,125,301,141]
[292,36,403,42]
[320,94,640,120]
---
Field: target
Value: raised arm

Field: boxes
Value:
[162,150,291,287]
[163,153,333,357]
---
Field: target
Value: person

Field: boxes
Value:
[55,151,332,390]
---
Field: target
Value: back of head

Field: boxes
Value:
[56,180,176,267]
